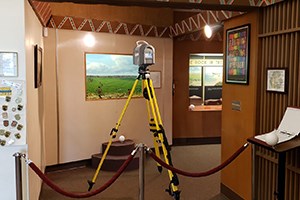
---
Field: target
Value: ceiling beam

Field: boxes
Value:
[34,0,259,12]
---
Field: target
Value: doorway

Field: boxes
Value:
[172,39,223,145]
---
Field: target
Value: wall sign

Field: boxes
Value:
[150,71,161,88]
[231,100,241,111]
[0,52,18,77]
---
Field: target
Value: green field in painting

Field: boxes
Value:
[189,73,222,86]
[189,73,201,86]
[86,76,142,100]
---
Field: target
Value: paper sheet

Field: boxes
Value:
[255,107,300,144]
[255,129,298,144]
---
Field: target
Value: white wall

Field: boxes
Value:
[24,1,45,199]
[43,28,58,165]
[0,1,173,198]
[0,1,26,80]
[45,29,173,163]
[0,0,28,199]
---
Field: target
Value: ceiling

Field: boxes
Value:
[32,0,284,11]
[29,0,285,40]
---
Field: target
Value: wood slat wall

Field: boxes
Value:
[255,147,278,200]
[286,148,300,200]
[257,0,300,199]
[258,0,300,134]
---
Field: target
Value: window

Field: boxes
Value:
[189,54,223,111]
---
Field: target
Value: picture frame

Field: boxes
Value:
[85,53,143,100]
[0,52,18,77]
[34,45,43,88]
[225,24,250,84]
[267,68,288,93]
[150,71,161,88]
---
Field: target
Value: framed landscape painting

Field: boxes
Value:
[85,53,142,100]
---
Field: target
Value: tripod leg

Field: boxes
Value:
[146,100,163,173]
[88,78,140,191]
[144,79,180,199]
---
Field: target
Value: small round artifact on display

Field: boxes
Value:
[119,135,126,143]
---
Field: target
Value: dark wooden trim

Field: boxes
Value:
[45,159,91,173]
[35,0,257,12]
[221,183,244,200]
[173,137,221,146]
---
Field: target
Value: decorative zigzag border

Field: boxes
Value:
[48,16,170,38]
[29,0,284,40]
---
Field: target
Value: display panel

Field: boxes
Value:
[189,54,223,111]
[0,80,26,146]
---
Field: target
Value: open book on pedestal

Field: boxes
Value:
[255,107,300,144]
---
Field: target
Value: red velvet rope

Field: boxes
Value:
[29,154,134,198]
[149,143,249,177]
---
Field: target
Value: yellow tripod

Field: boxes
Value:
[87,67,180,200]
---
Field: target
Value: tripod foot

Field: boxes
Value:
[165,184,181,200]
[173,191,181,200]
[87,180,95,191]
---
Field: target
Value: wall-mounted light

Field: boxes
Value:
[204,23,223,39]
[83,34,95,47]
[204,25,212,39]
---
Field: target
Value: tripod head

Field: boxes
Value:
[133,41,155,77]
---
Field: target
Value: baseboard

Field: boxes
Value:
[45,159,92,173]
[172,137,221,146]
[221,183,244,200]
